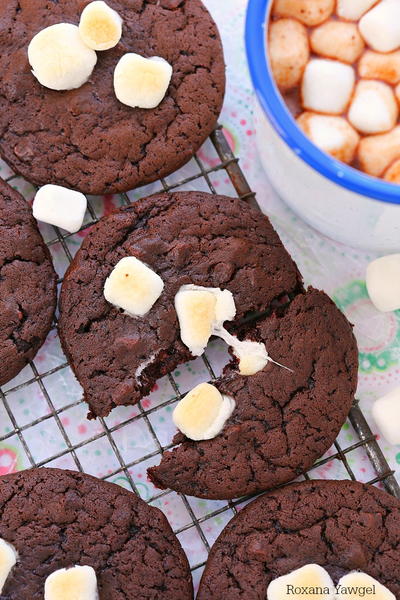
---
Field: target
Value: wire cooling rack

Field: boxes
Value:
[0,127,399,586]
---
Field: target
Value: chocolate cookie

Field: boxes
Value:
[0,468,193,599]
[59,192,302,418]
[0,178,57,386]
[197,480,400,599]
[148,289,358,499]
[0,0,225,195]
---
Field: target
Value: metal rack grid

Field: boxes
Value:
[0,127,399,583]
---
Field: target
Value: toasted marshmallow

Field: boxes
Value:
[395,81,400,103]
[0,539,17,593]
[372,387,400,446]
[175,285,236,356]
[45,565,98,600]
[79,1,122,51]
[173,382,235,441]
[348,80,398,135]
[297,112,360,164]
[269,19,309,91]
[33,184,87,233]
[267,564,335,600]
[114,53,172,109]
[302,59,355,115]
[310,21,364,64]
[28,24,97,91]
[104,256,164,317]
[358,126,400,176]
[359,50,400,84]
[337,0,379,21]
[366,253,400,312]
[272,0,334,26]
[359,0,400,53]
[337,572,395,599]
[234,340,270,376]
[384,158,400,182]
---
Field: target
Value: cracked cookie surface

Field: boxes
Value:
[0,468,193,599]
[197,479,400,599]
[148,289,358,499]
[59,192,302,418]
[0,178,57,386]
[0,0,225,195]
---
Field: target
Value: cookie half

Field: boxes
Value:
[0,468,193,598]
[148,289,358,499]
[197,479,400,599]
[0,0,225,194]
[59,192,302,418]
[0,178,57,386]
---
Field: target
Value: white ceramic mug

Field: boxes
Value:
[246,0,400,252]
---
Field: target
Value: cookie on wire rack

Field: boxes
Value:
[0,0,225,195]
[197,479,400,599]
[0,468,193,598]
[0,178,57,387]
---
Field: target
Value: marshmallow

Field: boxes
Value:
[366,253,400,312]
[267,564,335,600]
[114,53,172,109]
[302,59,355,115]
[272,0,335,26]
[297,112,360,164]
[395,81,400,103]
[337,0,379,20]
[268,19,309,91]
[337,572,395,599]
[173,382,235,441]
[359,50,400,84]
[45,565,98,600]
[310,21,364,64]
[104,257,164,317]
[0,539,17,593]
[234,340,270,376]
[348,80,398,135]
[33,184,87,234]
[372,387,400,446]
[28,24,97,91]
[384,158,400,182]
[79,1,122,51]
[358,126,400,176]
[359,0,400,53]
[175,285,236,356]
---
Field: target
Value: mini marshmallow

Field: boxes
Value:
[79,1,122,51]
[33,184,87,233]
[45,565,99,600]
[358,126,400,176]
[28,24,97,91]
[173,382,235,441]
[234,340,270,376]
[267,564,335,600]
[359,50,400,85]
[337,0,379,20]
[175,285,236,356]
[337,572,395,599]
[272,0,335,26]
[348,80,398,135]
[366,253,400,312]
[302,59,355,115]
[269,18,309,91]
[372,387,400,446]
[310,21,364,64]
[297,112,360,164]
[104,256,164,317]
[384,158,400,182]
[359,0,400,53]
[0,539,17,593]
[114,53,172,109]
